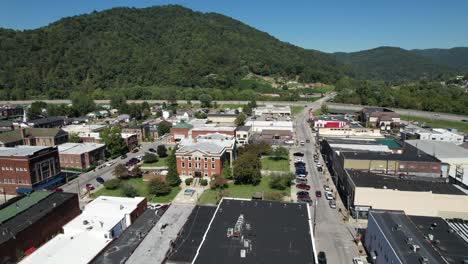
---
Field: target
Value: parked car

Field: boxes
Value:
[120,154,127,159]
[323,185,331,192]
[297,191,309,196]
[300,140,305,146]
[296,178,308,184]
[306,139,310,143]
[318,251,327,264]
[132,148,139,153]
[325,191,334,200]
[106,161,115,167]
[53,188,63,192]
[329,200,336,209]
[298,197,312,204]
[296,184,311,190]
[86,183,95,191]
[294,158,303,163]
[96,177,105,184]
[296,171,307,176]
[353,257,364,264]
[315,191,322,197]
[296,175,307,179]
[148,148,156,153]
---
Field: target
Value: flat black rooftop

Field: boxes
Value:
[166,205,217,264]
[348,170,466,195]
[409,216,468,263]
[91,208,160,264]
[342,143,440,163]
[0,192,76,245]
[193,199,315,264]
[370,210,446,263]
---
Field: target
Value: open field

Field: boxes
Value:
[404,115,468,134]
[90,178,181,203]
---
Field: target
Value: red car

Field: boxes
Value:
[86,183,95,191]
[296,183,311,190]
[315,191,322,197]
[53,188,63,192]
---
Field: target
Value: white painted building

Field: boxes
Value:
[21,196,146,264]
[416,128,464,145]
[245,120,293,133]
[253,105,291,116]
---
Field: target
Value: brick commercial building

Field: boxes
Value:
[22,196,147,264]
[58,143,106,170]
[176,134,236,178]
[359,107,400,129]
[0,146,61,195]
[207,113,238,124]
[0,105,24,120]
[0,128,68,147]
[26,116,66,128]
[79,132,138,151]
[0,191,80,264]
[122,124,150,143]
[170,121,193,143]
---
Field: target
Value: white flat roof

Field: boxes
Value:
[62,124,107,133]
[191,126,236,132]
[406,140,468,159]
[58,142,105,155]
[0,146,50,157]
[21,196,144,264]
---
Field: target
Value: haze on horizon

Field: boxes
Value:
[0,0,467,53]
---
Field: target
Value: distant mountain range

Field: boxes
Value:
[334,46,468,82]
[0,5,466,99]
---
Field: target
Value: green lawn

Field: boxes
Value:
[404,115,468,134]
[90,178,181,203]
[292,106,305,115]
[261,156,290,171]
[141,156,168,167]
[312,85,335,93]
[198,176,291,205]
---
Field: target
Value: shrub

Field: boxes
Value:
[281,173,295,187]
[264,191,284,201]
[121,183,138,198]
[269,176,285,190]
[200,179,208,186]
[148,177,171,196]
[185,178,193,186]
[103,179,121,190]
[143,153,158,164]
[157,145,168,158]
[210,175,227,190]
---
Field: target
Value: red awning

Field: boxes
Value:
[24,247,36,255]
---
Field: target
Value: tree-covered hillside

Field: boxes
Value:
[0,5,345,100]
[333,47,456,82]
[411,47,468,72]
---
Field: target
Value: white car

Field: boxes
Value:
[353,257,364,264]
[106,161,115,167]
[325,191,334,200]
[300,140,305,146]
[285,140,294,145]
[294,158,303,163]
[296,174,307,179]
[323,185,331,192]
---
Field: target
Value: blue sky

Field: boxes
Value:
[0,0,467,52]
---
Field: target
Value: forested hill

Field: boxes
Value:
[333,47,457,82]
[411,47,468,72]
[0,5,345,100]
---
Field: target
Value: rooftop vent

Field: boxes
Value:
[427,234,434,241]
[83,220,89,225]
[240,249,246,258]
[406,237,413,244]
[419,256,429,263]
[411,244,420,252]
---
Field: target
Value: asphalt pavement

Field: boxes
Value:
[61,135,169,196]
[291,98,361,264]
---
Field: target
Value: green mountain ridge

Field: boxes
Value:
[0,5,344,100]
[0,5,466,100]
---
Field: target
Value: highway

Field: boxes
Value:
[291,97,360,264]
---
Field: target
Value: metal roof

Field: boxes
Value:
[58,142,105,155]
[0,145,52,157]
[0,191,52,224]
[406,140,468,159]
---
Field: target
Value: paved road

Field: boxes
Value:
[61,135,169,195]
[328,102,468,122]
[291,98,360,264]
